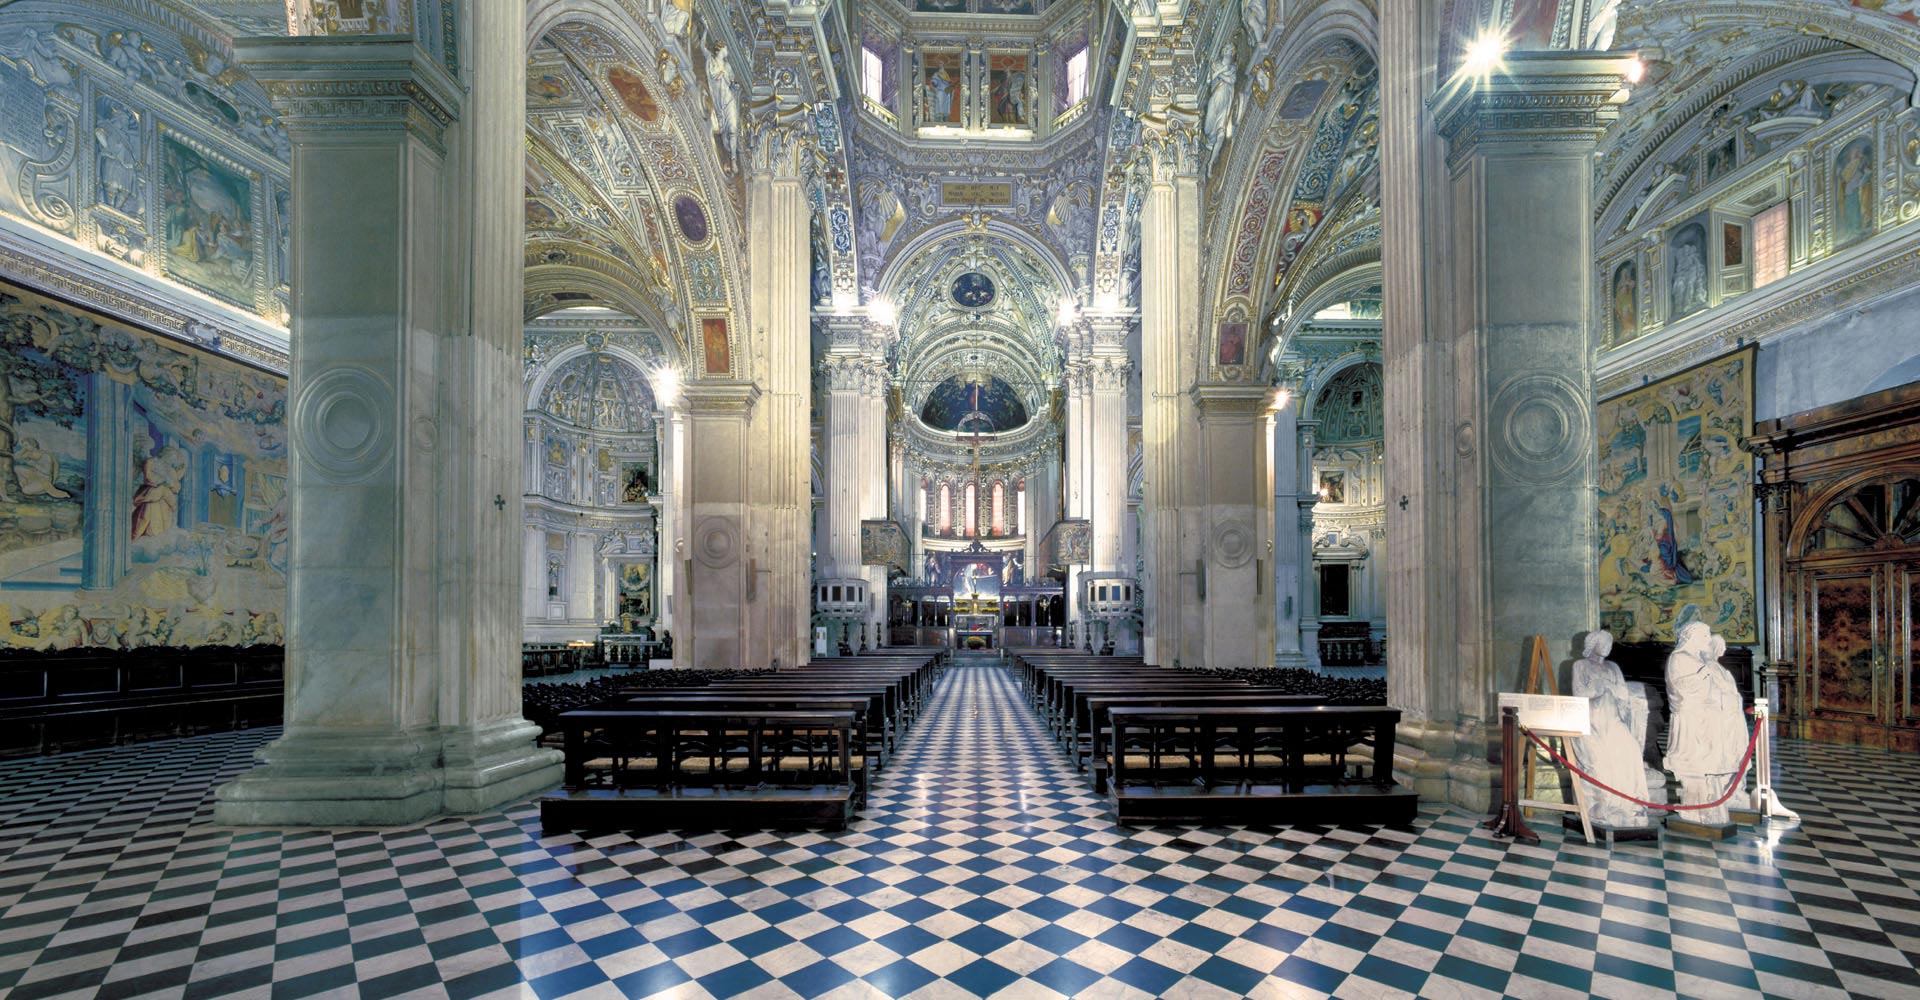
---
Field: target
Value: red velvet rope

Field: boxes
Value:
[1522,720,1761,812]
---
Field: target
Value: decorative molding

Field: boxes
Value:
[232,36,462,156]
[0,224,288,372]
[1430,52,1636,168]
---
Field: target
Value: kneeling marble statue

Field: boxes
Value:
[1663,621,1747,826]
[1570,630,1651,828]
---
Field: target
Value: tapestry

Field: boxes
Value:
[860,519,909,574]
[0,284,288,650]
[1597,346,1755,642]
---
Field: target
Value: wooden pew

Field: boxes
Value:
[541,709,857,831]
[1083,693,1327,790]
[1105,705,1415,825]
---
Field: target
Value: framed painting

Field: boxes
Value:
[701,316,731,375]
[986,53,1032,129]
[919,51,963,127]
[1609,258,1638,345]
[1833,135,1875,249]
[160,133,256,309]
[1216,321,1247,367]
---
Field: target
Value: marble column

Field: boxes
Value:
[1193,385,1270,668]
[216,12,560,825]
[1085,314,1132,578]
[744,103,813,668]
[1399,51,1633,810]
[681,381,759,667]
[566,532,595,622]
[522,525,546,620]
[1270,398,1308,668]
[861,362,888,643]
[1138,111,1204,666]
[819,314,888,644]
[653,404,682,643]
[1296,419,1322,669]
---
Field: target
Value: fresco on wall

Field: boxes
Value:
[1597,347,1755,643]
[1834,135,1875,249]
[0,285,287,650]
[161,135,256,309]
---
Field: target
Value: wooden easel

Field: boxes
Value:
[1516,636,1594,844]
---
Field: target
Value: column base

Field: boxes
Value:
[213,730,445,827]
[442,718,564,816]
[213,721,562,826]
[1274,650,1309,670]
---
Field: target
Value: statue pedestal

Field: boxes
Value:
[1565,815,1662,849]
[1665,815,1737,841]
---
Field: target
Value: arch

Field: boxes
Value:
[1787,463,1920,558]
[524,0,749,378]
[1206,27,1380,372]
[524,262,680,348]
[1596,41,1913,226]
[877,220,1078,305]
[1298,354,1384,422]
[525,338,678,410]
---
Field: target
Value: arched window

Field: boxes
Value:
[963,482,978,537]
[938,482,952,534]
[991,481,1006,536]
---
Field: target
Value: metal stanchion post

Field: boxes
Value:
[1749,697,1799,821]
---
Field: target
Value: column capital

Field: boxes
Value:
[744,96,819,181]
[1189,383,1269,422]
[1430,52,1636,165]
[233,35,460,155]
[1083,309,1136,352]
[1136,105,1205,182]
[1088,357,1132,393]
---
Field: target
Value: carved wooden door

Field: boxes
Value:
[1793,476,1920,750]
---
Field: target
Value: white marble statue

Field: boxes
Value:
[1203,58,1237,158]
[1570,630,1650,828]
[1663,621,1747,826]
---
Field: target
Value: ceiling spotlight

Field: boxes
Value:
[1057,298,1080,327]
[868,297,896,328]
[1270,387,1292,411]
[650,365,681,407]
[1459,30,1509,83]
[1624,56,1645,84]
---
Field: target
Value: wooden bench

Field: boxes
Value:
[1105,705,1415,826]
[541,709,857,831]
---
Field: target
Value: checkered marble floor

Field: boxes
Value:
[3,664,1920,1000]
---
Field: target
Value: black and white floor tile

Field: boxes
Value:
[2,663,1919,999]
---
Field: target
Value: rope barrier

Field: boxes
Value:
[1521,721,1760,812]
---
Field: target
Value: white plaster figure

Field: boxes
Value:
[1570,630,1650,828]
[1663,621,1746,826]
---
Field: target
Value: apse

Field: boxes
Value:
[917,375,1030,432]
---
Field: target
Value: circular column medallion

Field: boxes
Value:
[293,366,395,484]
[1212,519,1255,568]
[1488,371,1590,487]
[692,515,740,569]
